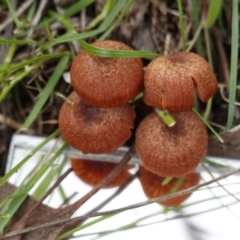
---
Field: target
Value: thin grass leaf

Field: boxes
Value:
[0,129,60,188]
[80,39,159,58]
[191,0,203,55]
[192,108,223,143]
[4,0,23,28]
[0,165,53,231]
[64,0,95,18]
[86,0,116,30]
[26,2,37,22]
[74,191,240,239]
[203,158,230,169]
[32,166,60,200]
[176,0,186,50]
[8,53,69,72]
[153,108,176,127]
[204,0,223,29]
[0,39,39,45]
[0,44,16,79]
[21,56,70,130]
[57,213,118,240]
[0,64,41,102]
[44,0,128,47]
[162,176,173,186]
[226,0,239,130]
[98,0,133,40]
[0,142,67,231]
[36,0,95,30]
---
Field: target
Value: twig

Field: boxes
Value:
[0,113,35,134]
[68,144,136,214]
[8,168,73,240]
[60,173,139,237]
[0,0,35,32]
[46,144,136,239]
[27,0,48,37]
[2,165,240,239]
[201,162,240,221]
[73,200,239,238]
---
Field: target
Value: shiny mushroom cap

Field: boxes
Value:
[59,91,135,154]
[139,167,200,207]
[143,52,218,111]
[71,158,132,188]
[135,110,208,178]
[70,40,143,108]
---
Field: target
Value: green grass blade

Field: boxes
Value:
[32,166,60,200]
[0,64,41,102]
[0,44,16,79]
[57,213,118,240]
[0,129,60,187]
[191,0,203,55]
[0,142,67,231]
[192,108,224,143]
[0,39,39,45]
[7,53,68,72]
[36,0,95,30]
[204,0,223,29]
[4,0,23,28]
[45,0,128,46]
[226,0,239,130]
[86,0,116,30]
[79,39,159,58]
[63,0,95,18]
[98,0,133,40]
[21,56,70,130]
[176,0,186,50]
[203,158,230,169]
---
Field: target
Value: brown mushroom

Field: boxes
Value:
[135,110,208,178]
[58,91,135,154]
[139,167,200,207]
[71,158,132,188]
[143,52,218,111]
[70,40,143,108]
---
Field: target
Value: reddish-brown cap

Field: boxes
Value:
[71,158,132,188]
[70,40,143,108]
[58,91,135,154]
[135,110,208,177]
[143,52,218,111]
[139,167,200,207]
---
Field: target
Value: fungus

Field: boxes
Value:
[135,110,208,178]
[71,158,132,188]
[139,167,200,207]
[143,52,218,111]
[58,91,135,154]
[70,40,143,108]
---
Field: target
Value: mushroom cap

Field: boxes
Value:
[70,40,143,108]
[58,91,135,154]
[139,167,200,207]
[143,52,218,111]
[135,110,208,177]
[71,158,132,188]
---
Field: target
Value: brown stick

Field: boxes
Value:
[3,164,240,239]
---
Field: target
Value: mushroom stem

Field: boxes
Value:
[153,108,176,127]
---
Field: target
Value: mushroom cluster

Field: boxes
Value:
[135,52,218,179]
[58,40,218,206]
[59,40,143,154]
